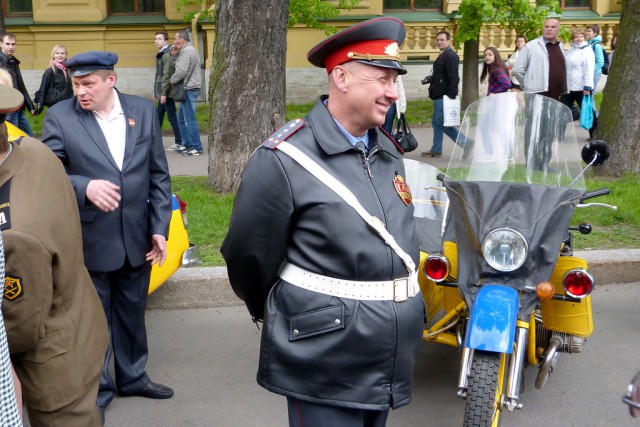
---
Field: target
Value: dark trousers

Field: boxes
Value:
[560,90,598,136]
[6,109,33,136]
[90,259,151,408]
[156,98,183,145]
[382,102,397,134]
[287,398,389,427]
[524,93,558,171]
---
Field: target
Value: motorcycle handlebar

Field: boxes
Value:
[580,188,610,202]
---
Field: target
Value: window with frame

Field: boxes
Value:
[561,0,591,8]
[384,0,442,11]
[108,0,165,14]
[2,0,33,16]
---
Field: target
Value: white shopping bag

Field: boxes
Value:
[443,96,461,127]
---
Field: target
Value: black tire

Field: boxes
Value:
[464,350,505,427]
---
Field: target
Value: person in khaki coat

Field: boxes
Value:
[0,84,108,426]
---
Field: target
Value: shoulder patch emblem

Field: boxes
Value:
[262,119,305,149]
[4,276,23,300]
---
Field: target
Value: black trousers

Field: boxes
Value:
[156,97,183,144]
[90,258,151,408]
[560,91,598,137]
[287,398,389,427]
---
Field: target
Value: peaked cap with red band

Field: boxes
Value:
[307,17,407,75]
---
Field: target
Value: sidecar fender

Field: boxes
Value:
[465,285,519,354]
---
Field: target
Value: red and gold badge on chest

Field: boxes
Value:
[393,174,412,206]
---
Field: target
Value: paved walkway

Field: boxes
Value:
[163,125,593,175]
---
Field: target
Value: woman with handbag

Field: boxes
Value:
[560,29,595,130]
[33,45,74,114]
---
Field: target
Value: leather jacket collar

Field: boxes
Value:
[307,96,401,159]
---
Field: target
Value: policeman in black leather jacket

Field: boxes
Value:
[222,17,425,427]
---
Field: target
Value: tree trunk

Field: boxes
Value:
[461,39,480,111]
[595,0,640,176]
[208,0,289,192]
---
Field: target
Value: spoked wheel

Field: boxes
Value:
[464,350,507,427]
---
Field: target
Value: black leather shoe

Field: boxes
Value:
[119,381,174,399]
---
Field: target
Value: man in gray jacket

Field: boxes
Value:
[512,18,567,172]
[222,17,424,427]
[512,18,567,99]
[170,30,203,156]
[154,31,182,151]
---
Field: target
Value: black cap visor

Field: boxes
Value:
[355,59,407,75]
[69,65,115,77]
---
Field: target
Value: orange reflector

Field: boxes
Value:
[536,281,555,300]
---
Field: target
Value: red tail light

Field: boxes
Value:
[175,194,187,214]
[174,194,189,229]
[423,254,450,282]
[563,268,595,298]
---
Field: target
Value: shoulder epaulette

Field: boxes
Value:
[262,119,305,149]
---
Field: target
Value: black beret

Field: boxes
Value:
[65,51,119,77]
[307,17,407,75]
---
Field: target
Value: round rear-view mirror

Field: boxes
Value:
[581,140,610,166]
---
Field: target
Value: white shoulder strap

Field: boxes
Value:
[276,141,416,274]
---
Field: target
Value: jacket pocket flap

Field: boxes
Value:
[289,304,344,341]
[22,330,70,364]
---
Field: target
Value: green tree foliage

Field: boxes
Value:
[454,0,560,108]
[179,0,360,35]
[289,0,361,35]
[456,0,559,47]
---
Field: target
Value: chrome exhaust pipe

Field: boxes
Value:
[536,335,562,389]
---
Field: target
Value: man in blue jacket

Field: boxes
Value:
[41,51,173,422]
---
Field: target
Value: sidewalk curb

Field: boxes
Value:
[147,249,640,310]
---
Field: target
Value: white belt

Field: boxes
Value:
[279,263,420,302]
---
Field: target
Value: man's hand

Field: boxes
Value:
[160,95,167,105]
[146,234,167,266]
[86,180,121,212]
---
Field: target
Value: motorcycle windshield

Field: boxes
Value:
[447,92,586,190]
[442,93,587,316]
[403,159,447,254]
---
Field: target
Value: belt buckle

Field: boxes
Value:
[393,278,409,302]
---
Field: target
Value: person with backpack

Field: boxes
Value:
[585,24,606,139]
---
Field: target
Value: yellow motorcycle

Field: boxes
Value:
[405,93,614,426]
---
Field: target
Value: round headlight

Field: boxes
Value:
[482,227,529,272]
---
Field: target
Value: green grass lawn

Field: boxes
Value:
[174,173,640,267]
